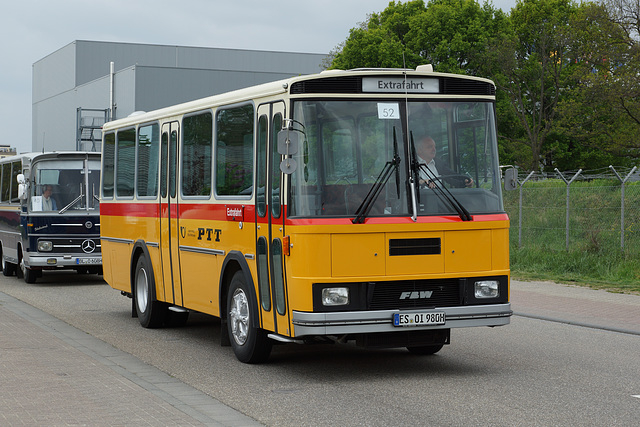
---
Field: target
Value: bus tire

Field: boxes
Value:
[22,266,37,284]
[227,271,272,364]
[2,256,15,276]
[134,256,167,328]
[407,344,444,355]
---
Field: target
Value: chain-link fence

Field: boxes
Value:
[503,166,640,255]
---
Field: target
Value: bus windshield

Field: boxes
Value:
[29,158,101,213]
[287,99,504,218]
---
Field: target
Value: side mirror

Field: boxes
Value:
[277,129,299,174]
[504,168,518,191]
[16,174,28,200]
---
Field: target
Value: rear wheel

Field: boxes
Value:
[227,271,272,363]
[2,256,16,276]
[134,256,167,328]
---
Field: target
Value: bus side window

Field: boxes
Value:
[256,115,268,216]
[116,128,135,198]
[10,161,20,202]
[215,104,254,197]
[137,123,160,198]
[182,113,212,197]
[102,132,115,198]
[0,163,11,202]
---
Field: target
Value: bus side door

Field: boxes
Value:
[255,102,290,336]
[160,121,183,306]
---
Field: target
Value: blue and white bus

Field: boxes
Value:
[0,151,102,283]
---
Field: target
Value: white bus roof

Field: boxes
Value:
[103,66,495,131]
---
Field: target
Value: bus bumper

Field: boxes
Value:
[291,303,512,337]
[24,254,102,268]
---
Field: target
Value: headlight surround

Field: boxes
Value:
[474,280,500,298]
[321,287,350,306]
[38,241,53,252]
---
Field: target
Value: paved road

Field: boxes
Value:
[1,273,639,426]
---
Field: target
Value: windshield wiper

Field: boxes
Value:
[352,127,401,224]
[409,133,473,222]
[59,183,93,213]
[59,194,82,214]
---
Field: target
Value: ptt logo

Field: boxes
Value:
[399,291,433,300]
[197,228,222,241]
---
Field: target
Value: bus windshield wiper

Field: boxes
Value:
[59,183,88,213]
[352,127,401,224]
[409,133,472,222]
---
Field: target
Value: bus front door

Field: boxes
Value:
[255,103,290,336]
[160,121,183,307]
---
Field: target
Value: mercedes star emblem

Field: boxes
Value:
[81,239,96,253]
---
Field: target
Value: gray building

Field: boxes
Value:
[32,40,327,152]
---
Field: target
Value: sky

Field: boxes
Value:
[1,0,517,155]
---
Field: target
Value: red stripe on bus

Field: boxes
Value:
[101,202,508,225]
[101,202,257,222]
[285,213,509,226]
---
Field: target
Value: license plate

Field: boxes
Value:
[76,258,101,265]
[393,311,445,327]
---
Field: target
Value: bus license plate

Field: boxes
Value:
[393,311,445,327]
[76,258,101,265]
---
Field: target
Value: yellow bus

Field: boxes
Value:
[100,65,512,363]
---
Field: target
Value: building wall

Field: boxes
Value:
[131,66,300,114]
[32,43,77,103]
[32,40,327,152]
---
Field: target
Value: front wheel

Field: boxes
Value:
[134,256,167,328]
[227,271,272,363]
[22,265,38,284]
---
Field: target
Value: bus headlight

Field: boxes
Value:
[38,241,53,252]
[474,280,499,298]
[321,287,349,306]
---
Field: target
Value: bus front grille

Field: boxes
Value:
[369,279,461,310]
[44,238,102,254]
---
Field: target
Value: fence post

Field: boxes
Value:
[609,165,637,252]
[555,168,582,251]
[518,171,535,248]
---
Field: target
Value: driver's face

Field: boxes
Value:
[418,138,436,162]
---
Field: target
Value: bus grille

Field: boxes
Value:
[369,279,461,310]
[46,238,101,254]
[389,238,441,256]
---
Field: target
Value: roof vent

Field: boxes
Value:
[416,64,434,73]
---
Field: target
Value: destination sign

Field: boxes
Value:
[362,77,439,94]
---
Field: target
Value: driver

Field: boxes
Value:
[415,136,473,188]
[42,184,58,211]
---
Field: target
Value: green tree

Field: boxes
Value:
[405,0,509,74]
[479,0,582,171]
[554,0,640,167]
[330,0,507,72]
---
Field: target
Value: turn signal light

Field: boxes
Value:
[282,235,291,256]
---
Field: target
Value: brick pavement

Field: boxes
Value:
[0,291,262,427]
[510,279,640,335]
